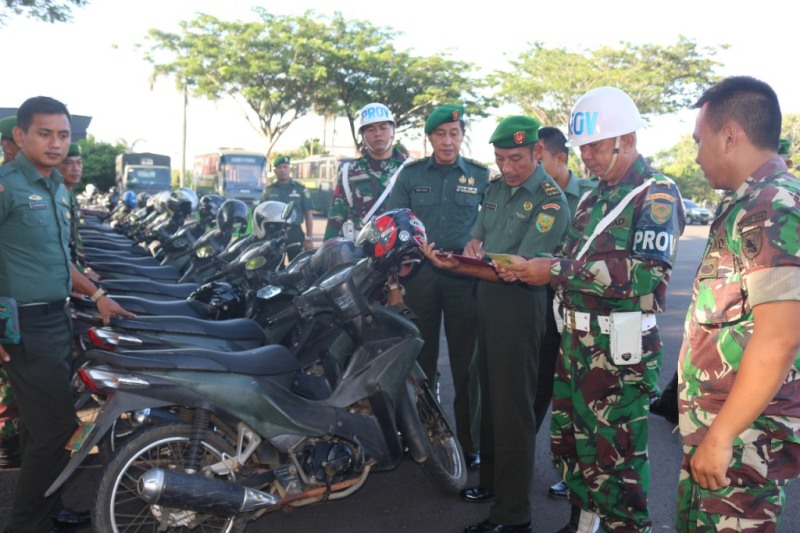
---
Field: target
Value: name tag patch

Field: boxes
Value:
[413,186,431,194]
[29,201,47,210]
[484,202,497,211]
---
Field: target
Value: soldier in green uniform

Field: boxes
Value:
[426,115,569,533]
[387,104,489,469]
[56,143,88,270]
[500,87,684,533]
[0,96,133,532]
[261,155,315,259]
[778,137,792,167]
[324,102,408,241]
[676,76,800,533]
[0,115,20,469]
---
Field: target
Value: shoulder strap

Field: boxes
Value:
[342,162,353,208]
[363,157,415,222]
[574,178,655,261]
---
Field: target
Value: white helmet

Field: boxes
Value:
[357,103,394,132]
[566,87,645,147]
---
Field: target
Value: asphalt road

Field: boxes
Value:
[2,222,798,531]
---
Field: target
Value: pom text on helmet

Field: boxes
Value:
[569,111,599,138]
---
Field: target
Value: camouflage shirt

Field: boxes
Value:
[679,157,800,447]
[324,148,407,240]
[550,156,684,314]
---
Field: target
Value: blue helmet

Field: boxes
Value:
[122,190,137,209]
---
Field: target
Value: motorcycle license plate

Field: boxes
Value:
[65,422,95,452]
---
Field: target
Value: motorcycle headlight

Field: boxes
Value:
[196,245,214,258]
[246,256,267,270]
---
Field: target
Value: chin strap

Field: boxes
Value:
[602,136,621,177]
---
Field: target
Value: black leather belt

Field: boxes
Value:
[17,299,69,319]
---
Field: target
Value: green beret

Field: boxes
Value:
[778,138,791,155]
[273,155,290,167]
[489,116,542,148]
[0,116,16,140]
[425,104,465,134]
[67,143,81,157]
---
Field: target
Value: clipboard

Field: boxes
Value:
[484,253,522,268]
[434,252,494,269]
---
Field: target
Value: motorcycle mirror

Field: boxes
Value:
[281,202,295,221]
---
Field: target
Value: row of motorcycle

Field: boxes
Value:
[53,187,467,531]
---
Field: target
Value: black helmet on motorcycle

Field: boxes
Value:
[122,190,137,209]
[188,282,247,320]
[167,187,199,217]
[356,208,426,275]
[136,192,150,209]
[216,199,249,233]
[198,194,225,222]
[309,237,364,279]
[253,200,292,240]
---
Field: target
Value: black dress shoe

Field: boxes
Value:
[463,519,532,533]
[460,485,495,503]
[548,479,569,499]
[466,451,481,470]
[649,396,678,424]
[52,507,90,527]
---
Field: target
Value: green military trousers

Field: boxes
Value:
[476,281,545,526]
[3,308,77,533]
[551,319,663,532]
[404,261,480,454]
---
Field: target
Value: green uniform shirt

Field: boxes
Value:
[0,153,72,304]
[260,179,314,222]
[387,155,489,252]
[562,171,597,219]
[472,164,569,256]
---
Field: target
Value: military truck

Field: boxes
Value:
[115,152,172,194]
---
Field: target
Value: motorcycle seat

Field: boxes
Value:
[102,280,198,299]
[107,296,202,318]
[83,253,161,267]
[90,262,181,280]
[110,316,264,341]
[86,344,299,376]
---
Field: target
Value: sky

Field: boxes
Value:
[2,0,799,172]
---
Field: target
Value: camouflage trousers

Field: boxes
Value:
[0,367,20,439]
[550,321,662,532]
[676,440,800,532]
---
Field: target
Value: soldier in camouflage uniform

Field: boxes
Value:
[501,88,684,532]
[0,116,20,467]
[427,115,570,533]
[324,102,407,241]
[261,155,315,259]
[677,76,800,533]
[57,143,85,267]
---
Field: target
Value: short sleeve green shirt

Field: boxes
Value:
[0,153,72,304]
[472,164,569,257]
[260,179,314,222]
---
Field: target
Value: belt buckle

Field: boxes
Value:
[568,309,576,330]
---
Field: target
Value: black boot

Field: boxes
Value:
[650,372,678,424]
[0,435,20,469]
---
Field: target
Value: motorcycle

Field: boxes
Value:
[48,209,465,532]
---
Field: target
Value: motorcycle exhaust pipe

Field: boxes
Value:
[138,468,278,517]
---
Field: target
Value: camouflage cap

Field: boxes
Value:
[0,116,16,140]
[489,116,542,148]
[67,143,81,157]
[425,104,465,134]
[273,155,290,167]
[778,138,791,155]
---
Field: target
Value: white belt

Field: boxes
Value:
[561,309,656,334]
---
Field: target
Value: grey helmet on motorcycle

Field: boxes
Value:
[198,194,225,222]
[135,192,150,209]
[356,208,426,275]
[253,200,296,240]
[216,199,249,234]
[188,282,247,320]
[152,191,172,215]
[167,187,199,217]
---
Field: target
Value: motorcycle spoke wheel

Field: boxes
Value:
[412,380,467,494]
[93,423,238,532]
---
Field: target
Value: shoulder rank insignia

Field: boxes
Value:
[542,181,561,197]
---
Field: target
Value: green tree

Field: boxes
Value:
[498,37,726,129]
[77,136,127,193]
[145,10,328,158]
[0,0,86,25]
[314,12,495,147]
[782,113,800,169]
[649,134,715,203]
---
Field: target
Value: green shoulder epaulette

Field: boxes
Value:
[489,172,503,183]
[542,179,562,197]
[0,162,17,179]
[462,157,489,170]
[403,157,428,168]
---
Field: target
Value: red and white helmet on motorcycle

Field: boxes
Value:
[356,208,426,275]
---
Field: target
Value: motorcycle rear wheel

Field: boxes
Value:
[412,380,467,494]
[93,423,239,532]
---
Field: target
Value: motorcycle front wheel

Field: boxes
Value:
[93,423,239,532]
[412,379,467,494]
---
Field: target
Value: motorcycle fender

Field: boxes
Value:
[44,391,173,497]
[395,379,427,463]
